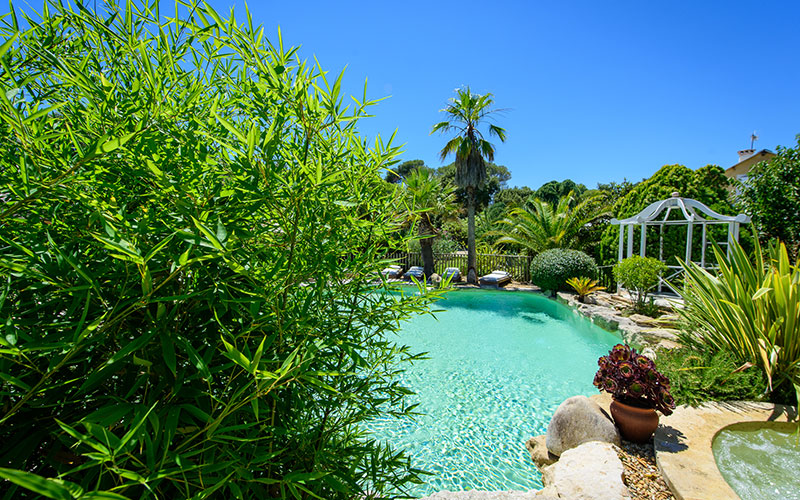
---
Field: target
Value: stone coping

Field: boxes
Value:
[654,401,798,500]
[557,292,681,350]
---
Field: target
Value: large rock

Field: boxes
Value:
[526,435,558,469]
[541,441,631,499]
[545,395,620,456]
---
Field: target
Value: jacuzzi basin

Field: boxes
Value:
[713,422,800,500]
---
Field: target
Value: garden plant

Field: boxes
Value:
[0,2,441,498]
[679,238,800,406]
[594,344,675,415]
[529,249,598,297]
[565,276,605,303]
[613,256,667,315]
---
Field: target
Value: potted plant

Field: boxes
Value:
[594,344,676,443]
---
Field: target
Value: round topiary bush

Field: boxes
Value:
[530,249,598,296]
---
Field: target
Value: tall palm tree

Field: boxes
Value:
[403,168,457,277]
[432,87,506,283]
[494,191,610,254]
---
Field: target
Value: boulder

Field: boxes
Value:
[525,435,558,469]
[541,441,630,499]
[545,395,620,456]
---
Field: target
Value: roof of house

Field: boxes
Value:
[725,149,775,176]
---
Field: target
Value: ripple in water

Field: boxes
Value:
[363,290,621,496]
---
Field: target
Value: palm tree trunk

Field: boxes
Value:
[421,237,435,278]
[466,187,477,284]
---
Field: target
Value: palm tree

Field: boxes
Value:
[432,87,506,283]
[494,191,610,254]
[403,168,457,277]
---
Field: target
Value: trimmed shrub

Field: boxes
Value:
[613,256,667,313]
[530,249,598,296]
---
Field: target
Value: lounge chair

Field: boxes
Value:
[381,265,404,279]
[403,266,425,281]
[479,270,512,287]
[443,267,462,282]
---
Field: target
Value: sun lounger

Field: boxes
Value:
[479,270,512,287]
[443,267,461,282]
[381,265,404,279]
[403,266,425,281]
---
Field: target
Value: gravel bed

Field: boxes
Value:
[616,440,675,500]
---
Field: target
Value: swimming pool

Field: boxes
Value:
[365,289,621,496]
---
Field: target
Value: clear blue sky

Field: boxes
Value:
[12,1,800,190]
[210,0,796,190]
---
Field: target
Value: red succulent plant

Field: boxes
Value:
[594,344,676,415]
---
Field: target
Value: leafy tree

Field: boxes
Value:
[494,186,534,208]
[495,192,610,255]
[403,168,457,276]
[596,179,637,201]
[385,158,434,183]
[599,164,735,266]
[534,179,587,206]
[0,3,441,499]
[436,161,511,210]
[736,135,800,257]
[432,87,507,283]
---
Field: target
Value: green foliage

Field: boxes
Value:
[385,159,434,183]
[437,161,511,212]
[402,168,457,275]
[534,179,587,206]
[495,191,610,255]
[0,3,441,499]
[530,249,598,296]
[613,256,667,313]
[494,186,534,209]
[566,277,606,303]
[656,349,768,406]
[600,164,735,266]
[678,238,800,406]
[736,135,800,257]
[596,179,636,200]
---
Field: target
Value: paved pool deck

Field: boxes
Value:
[654,401,798,500]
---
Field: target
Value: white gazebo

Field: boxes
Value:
[610,193,750,292]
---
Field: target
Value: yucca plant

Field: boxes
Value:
[678,238,800,405]
[566,276,606,303]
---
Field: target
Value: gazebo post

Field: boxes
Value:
[618,224,624,262]
[700,223,707,268]
[640,223,647,256]
[685,217,694,264]
[627,224,634,258]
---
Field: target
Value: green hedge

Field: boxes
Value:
[530,249,598,296]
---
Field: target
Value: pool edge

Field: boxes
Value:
[654,401,798,500]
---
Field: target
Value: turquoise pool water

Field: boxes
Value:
[365,290,620,496]
[713,422,800,500]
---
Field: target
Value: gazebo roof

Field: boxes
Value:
[610,193,750,225]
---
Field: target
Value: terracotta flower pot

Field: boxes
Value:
[610,398,659,443]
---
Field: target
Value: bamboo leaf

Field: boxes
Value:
[0,468,78,500]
